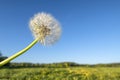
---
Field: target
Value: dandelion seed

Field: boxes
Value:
[29,12,61,45]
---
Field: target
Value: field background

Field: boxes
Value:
[1,62,120,80]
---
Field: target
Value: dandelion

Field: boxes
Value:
[29,12,61,45]
[0,12,61,67]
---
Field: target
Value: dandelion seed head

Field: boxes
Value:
[29,12,61,45]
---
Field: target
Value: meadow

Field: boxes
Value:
[0,67,120,80]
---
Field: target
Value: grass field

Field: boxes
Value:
[0,67,120,80]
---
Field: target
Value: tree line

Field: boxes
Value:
[0,52,120,68]
[1,62,120,68]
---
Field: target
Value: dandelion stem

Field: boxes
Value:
[0,38,38,67]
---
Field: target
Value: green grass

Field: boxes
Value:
[0,67,120,80]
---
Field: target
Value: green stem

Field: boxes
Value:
[0,38,38,67]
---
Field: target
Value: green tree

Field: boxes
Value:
[0,51,2,57]
[0,51,10,67]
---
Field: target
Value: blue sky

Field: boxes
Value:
[0,0,120,64]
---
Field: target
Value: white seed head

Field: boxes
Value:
[29,12,61,45]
